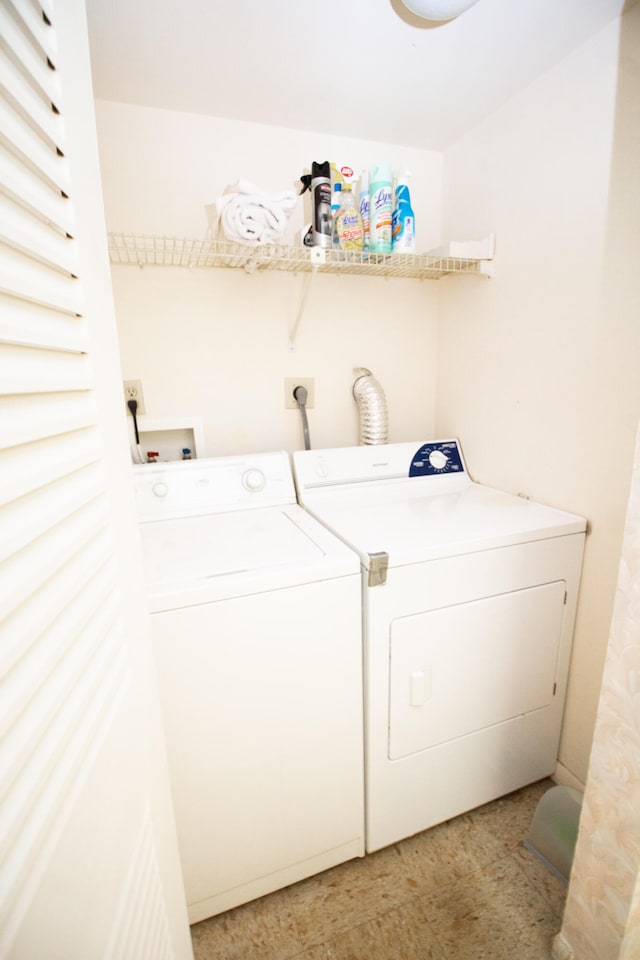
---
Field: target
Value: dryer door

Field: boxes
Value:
[388,581,566,760]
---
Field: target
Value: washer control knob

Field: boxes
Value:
[152,481,168,498]
[242,469,266,492]
[429,449,449,471]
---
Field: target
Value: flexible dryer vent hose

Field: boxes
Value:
[352,368,388,445]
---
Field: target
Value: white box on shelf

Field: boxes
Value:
[429,233,496,260]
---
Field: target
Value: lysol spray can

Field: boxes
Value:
[369,162,393,254]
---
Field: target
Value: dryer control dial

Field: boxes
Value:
[242,468,266,492]
[152,481,169,499]
[409,441,465,477]
[428,449,449,471]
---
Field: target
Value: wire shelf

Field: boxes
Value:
[107,234,492,281]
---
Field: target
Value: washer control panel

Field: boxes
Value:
[133,451,296,521]
[409,441,465,477]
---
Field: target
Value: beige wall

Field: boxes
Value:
[96,103,443,455]
[437,13,640,784]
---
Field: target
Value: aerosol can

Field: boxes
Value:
[299,161,332,248]
[369,161,393,254]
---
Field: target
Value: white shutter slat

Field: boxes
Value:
[0,192,79,276]
[0,242,83,314]
[0,293,88,353]
[0,561,119,740]
[1,640,125,886]
[106,806,174,960]
[0,47,62,154]
[0,140,75,240]
[4,0,57,69]
[1,460,105,560]
[0,592,124,804]
[0,588,121,791]
[0,4,61,118]
[0,427,100,506]
[0,96,70,198]
[0,343,92,394]
[0,500,111,629]
[0,391,97,450]
[0,633,130,948]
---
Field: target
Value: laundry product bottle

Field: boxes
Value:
[333,169,364,252]
[311,160,332,248]
[392,171,416,254]
[359,169,370,250]
[331,181,342,248]
[369,162,393,254]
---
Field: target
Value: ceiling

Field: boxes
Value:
[85,0,627,152]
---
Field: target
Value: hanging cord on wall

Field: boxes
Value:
[127,399,146,464]
[293,385,311,450]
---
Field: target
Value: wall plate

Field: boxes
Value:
[284,378,315,410]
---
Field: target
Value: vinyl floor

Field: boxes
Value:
[191,778,566,960]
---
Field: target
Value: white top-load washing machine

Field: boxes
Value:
[133,451,364,923]
[292,440,586,853]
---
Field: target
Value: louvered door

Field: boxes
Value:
[0,1,192,956]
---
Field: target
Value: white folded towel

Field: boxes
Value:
[215,179,298,246]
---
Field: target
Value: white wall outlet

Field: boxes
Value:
[123,379,145,415]
[284,378,315,410]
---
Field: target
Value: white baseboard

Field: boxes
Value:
[553,761,586,793]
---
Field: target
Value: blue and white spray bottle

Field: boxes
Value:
[392,171,416,254]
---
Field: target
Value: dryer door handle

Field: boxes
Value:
[410,667,432,707]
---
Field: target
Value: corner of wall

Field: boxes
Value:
[553,762,586,793]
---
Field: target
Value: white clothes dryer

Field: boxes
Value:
[133,452,364,922]
[292,440,586,853]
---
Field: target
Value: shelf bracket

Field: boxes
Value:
[288,248,324,351]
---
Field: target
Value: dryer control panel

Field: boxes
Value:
[293,439,469,493]
[409,441,465,477]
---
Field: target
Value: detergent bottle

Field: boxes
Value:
[333,167,364,252]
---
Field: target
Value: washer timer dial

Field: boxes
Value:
[242,468,266,492]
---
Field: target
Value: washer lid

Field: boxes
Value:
[299,480,586,570]
[138,503,359,610]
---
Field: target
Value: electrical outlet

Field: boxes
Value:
[123,379,145,415]
[284,378,315,410]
